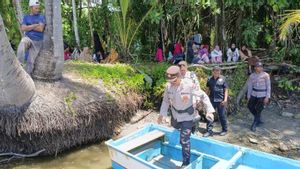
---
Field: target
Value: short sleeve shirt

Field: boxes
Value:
[206,75,228,102]
[22,14,46,41]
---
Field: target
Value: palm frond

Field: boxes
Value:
[279,10,300,41]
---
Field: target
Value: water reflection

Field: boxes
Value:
[3,142,112,169]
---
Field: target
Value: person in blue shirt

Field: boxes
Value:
[204,66,229,137]
[17,0,45,75]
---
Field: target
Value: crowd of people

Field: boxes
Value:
[155,33,259,67]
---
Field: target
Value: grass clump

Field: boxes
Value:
[64,61,145,94]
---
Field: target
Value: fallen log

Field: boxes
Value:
[188,64,239,70]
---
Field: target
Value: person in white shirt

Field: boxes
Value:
[211,45,223,63]
[226,43,239,62]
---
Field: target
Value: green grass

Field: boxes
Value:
[64,61,145,94]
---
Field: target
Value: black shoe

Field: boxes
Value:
[180,163,188,169]
[219,131,227,136]
[251,123,257,132]
[203,132,213,137]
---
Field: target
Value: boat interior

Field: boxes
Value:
[108,124,300,169]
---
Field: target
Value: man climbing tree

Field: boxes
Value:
[17,0,45,75]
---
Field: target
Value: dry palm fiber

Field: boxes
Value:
[0,76,142,155]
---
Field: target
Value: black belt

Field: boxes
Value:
[253,88,267,92]
[171,105,194,115]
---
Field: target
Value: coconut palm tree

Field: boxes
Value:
[279,10,300,41]
[32,0,64,80]
[0,14,36,111]
[114,0,156,60]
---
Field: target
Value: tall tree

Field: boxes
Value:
[72,0,80,48]
[0,14,35,111]
[87,0,94,47]
[32,0,64,80]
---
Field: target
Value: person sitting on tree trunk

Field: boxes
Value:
[17,0,45,75]
[239,45,252,61]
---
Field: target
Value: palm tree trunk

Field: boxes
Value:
[221,0,227,53]
[0,14,35,111]
[72,0,80,48]
[32,0,64,81]
[12,0,24,36]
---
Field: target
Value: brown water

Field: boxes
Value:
[2,142,112,169]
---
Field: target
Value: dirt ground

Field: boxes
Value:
[117,101,300,161]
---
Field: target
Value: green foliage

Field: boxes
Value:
[112,0,157,59]
[137,62,170,108]
[189,67,210,91]
[0,0,22,49]
[227,65,248,97]
[267,0,289,12]
[240,18,263,48]
[273,44,300,65]
[278,77,300,91]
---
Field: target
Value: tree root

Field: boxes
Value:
[0,149,45,164]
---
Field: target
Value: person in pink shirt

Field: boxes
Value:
[155,47,163,62]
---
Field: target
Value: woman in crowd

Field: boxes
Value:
[226,43,239,62]
[239,44,252,61]
[211,45,222,63]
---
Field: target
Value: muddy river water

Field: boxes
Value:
[5,142,112,169]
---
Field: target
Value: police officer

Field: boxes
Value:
[205,66,229,137]
[157,66,215,167]
[178,61,214,131]
[247,62,271,132]
[178,61,200,89]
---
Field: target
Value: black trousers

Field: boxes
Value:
[247,96,265,124]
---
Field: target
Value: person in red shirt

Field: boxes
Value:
[64,44,71,61]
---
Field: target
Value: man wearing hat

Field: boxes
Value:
[205,66,229,137]
[158,65,215,168]
[247,62,271,132]
[17,0,45,75]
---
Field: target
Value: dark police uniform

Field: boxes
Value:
[206,75,228,133]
